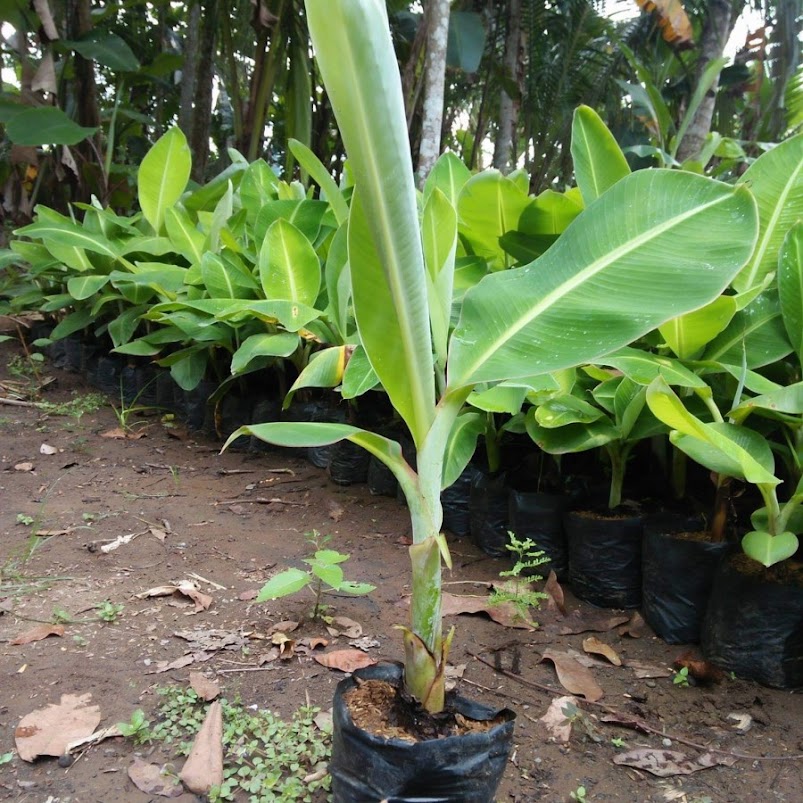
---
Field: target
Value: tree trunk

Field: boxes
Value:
[178,1,201,138]
[492,0,522,172]
[676,0,736,162]
[416,0,450,182]
[189,0,219,181]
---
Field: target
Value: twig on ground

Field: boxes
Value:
[213,498,308,507]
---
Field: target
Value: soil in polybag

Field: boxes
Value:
[329,662,515,803]
[565,509,643,608]
[642,517,726,644]
[470,471,510,557]
[701,553,803,688]
[508,490,569,581]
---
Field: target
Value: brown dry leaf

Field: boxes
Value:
[189,672,220,701]
[624,659,673,679]
[15,693,101,762]
[349,635,380,651]
[599,712,651,734]
[149,526,168,542]
[444,663,466,692]
[39,443,57,455]
[101,427,146,440]
[295,636,329,656]
[268,620,300,635]
[326,616,362,638]
[314,649,377,673]
[146,653,199,674]
[327,501,345,522]
[257,647,280,665]
[180,700,224,794]
[441,593,534,630]
[566,648,602,669]
[313,709,333,734]
[582,636,622,666]
[239,589,258,601]
[613,748,737,777]
[174,629,247,652]
[10,624,65,645]
[634,0,693,48]
[14,462,34,472]
[34,528,74,537]
[541,650,604,702]
[559,610,630,635]
[136,581,213,613]
[673,652,726,684]
[618,610,648,639]
[543,571,566,615]
[271,633,296,660]
[539,695,578,743]
[128,756,184,797]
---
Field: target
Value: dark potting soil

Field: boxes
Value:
[344,678,512,743]
[730,552,803,586]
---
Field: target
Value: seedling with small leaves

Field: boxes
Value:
[570,786,588,802]
[257,530,375,621]
[673,666,691,687]
[117,709,151,744]
[95,600,124,622]
[488,531,549,627]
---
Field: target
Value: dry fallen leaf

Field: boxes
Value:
[15,693,101,762]
[39,443,57,455]
[441,592,535,630]
[618,610,649,638]
[543,571,566,615]
[327,501,345,522]
[295,636,329,656]
[268,620,300,635]
[10,624,65,645]
[624,659,673,679]
[541,650,604,702]
[128,756,184,797]
[136,581,213,613]
[180,701,224,794]
[101,427,146,440]
[14,462,34,472]
[189,672,220,701]
[313,649,377,673]
[313,709,333,734]
[34,528,74,537]
[582,636,622,666]
[673,651,725,684]
[539,695,578,743]
[326,616,362,639]
[727,712,752,733]
[444,663,466,692]
[149,526,168,542]
[559,610,630,635]
[239,589,258,601]
[613,748,737,777]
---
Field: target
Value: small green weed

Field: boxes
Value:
[0,751,12,765]
[257,529,375,621]
[37,392,106,421]
[117,709,151,744]
[16,513,34,527]
[134,686,332,802]
[95,600,124,623]
[570,785,588,801]
[673,666,690,687]
[488,531,549,627]
[610,736,627,749]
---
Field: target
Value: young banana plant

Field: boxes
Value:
[225,0,759,713]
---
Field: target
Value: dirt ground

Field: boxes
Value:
[0,339,801,803]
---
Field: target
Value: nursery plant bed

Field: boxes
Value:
[1,348,802,802]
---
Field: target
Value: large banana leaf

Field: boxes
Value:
[571,105,630,205]
[449,170,758,389]
[306,0,434,448]
[731,132,803,292]
[137,127,191,235]
[778,222,803,364]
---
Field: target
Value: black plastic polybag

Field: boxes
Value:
[702,554,803,688]
[508,490,569,580]
[329,663,515,803]
[441,464,481,538]
[565,510,643,608]
[368,456,398,496]
[469,471,510,557]
[642,520,727,644]
[329,439,371,485]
